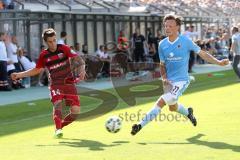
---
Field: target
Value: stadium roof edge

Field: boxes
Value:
[0,9,233,20]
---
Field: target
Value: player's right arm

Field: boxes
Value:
[160,62,171,86]
[11,68,43,80]
[12,50,45,80]
[186,37,229,66]
[158,42,171,85]
[159,62,166,79]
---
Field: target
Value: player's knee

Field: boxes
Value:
[169,105,178,112]
[53,100,62,109]
[156,98,166,108]
[161,94,177,106]
[71,105,80,114]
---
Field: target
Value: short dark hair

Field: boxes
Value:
[163,14,182,26]
[232,26,239,33]
[99,45,105,50]
[42,28,56,41]
[40,45,45,50]
[60,31,67,38]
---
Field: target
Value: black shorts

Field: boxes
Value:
[133,50,145,62]
[0,61,9,87]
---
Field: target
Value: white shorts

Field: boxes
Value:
[161,81,190,105]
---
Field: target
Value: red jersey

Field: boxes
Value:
[36,44,77,85]
[117,36,128,50]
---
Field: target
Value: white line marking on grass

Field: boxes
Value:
[0,102,103,126]
[0,113,51,126]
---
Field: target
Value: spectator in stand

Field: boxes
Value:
[147,28,156,62]
[96,45,106,58]
[153,29,166,63]
[2,0,14,9]
[184,25,198,41]
[96,45,110,77]
[57,31,67,45]
[0,1,4,9]
[0,32,11,91]
[15,48,34,88]
[82,44,88,55]
[195,39,206,64]
[147,28,155,45]
[117,30,129,52]
[131,28,148,62]
[214,36,222,55]
[220,33,231,58]
[6,35,24,89]
[207,37,218,55]
[74,42,83,55]
[184,26,198,73]
[18,48,36,71]
[6,35,23,72]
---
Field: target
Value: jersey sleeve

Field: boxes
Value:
[35,51,45,69]
[187,38,201,54]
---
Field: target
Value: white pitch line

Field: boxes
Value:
[0,113,51,126]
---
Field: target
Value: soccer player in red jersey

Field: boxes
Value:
[11,28,85,138]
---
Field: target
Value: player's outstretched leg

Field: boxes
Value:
[175,104,197,126]
[131,124,142,135]
[55,129,63,138]
[131,103,162,136]
[61,113,78,128]
[53,102,63,138]
[61,105,80,128]
[187,107,197,126]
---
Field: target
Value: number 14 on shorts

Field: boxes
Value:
[51,89,61,96]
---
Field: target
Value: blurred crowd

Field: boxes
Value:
[0,23,236,91]
[0,33,38,91]
[0,0,14,9]
[140,0,240,10]
[139,0,240,16]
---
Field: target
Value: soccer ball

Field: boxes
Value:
[105,116,122,133]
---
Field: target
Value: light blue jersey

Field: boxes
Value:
[158,34,201,82]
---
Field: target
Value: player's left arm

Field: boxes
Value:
[198,50,229,66]
[65,45,86,80]
[69,55,86,80]
[187,38,229,66]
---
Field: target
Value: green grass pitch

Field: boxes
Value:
[0,70,239,160]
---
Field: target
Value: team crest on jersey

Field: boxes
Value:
[167,52,182,61]
[177,44,181,48]
[58,52,64,58]
[169,52,174,58]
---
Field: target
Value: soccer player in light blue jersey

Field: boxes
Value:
[131,14,229,135]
